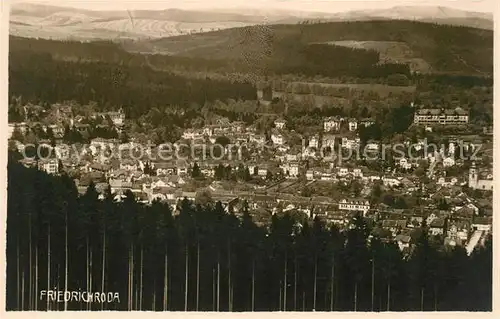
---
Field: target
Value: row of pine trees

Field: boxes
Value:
[6,161,492,311]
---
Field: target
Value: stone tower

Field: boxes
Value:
[469,161,478,189]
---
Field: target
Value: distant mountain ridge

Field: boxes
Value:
[337,5,492,20]
[328,6,493,30]
[9,3,493,41]
[211,5,492,20]
[10,3,282,40]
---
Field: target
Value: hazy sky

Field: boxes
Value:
[12,0,497,13]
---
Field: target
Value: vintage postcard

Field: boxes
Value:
[2,0,496,314]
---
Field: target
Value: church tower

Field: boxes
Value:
[469,161,478,189]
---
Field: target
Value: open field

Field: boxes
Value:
[321,40,432,73]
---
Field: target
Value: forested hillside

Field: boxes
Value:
[9,36,493,139]
[9,50,256,119]
[6,162,492,311]
[11,35,409,80]
[142,20,493,76]
[10,34,493,91]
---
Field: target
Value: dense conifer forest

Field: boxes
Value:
[9,50,257,119]
[6,161,492,311]
[10,36,409,80]
[146,20,493,76]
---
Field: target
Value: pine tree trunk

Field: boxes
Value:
[21,269,25,310]
[129,245,135,311]
[55,265,60,311]
[101,226,106,311]
[133,247,138,310]
[227,240,232,311]
[35,244,38,311]
[196,241,200,311]
[16,233,20,310]
[371,258,375,311]
[330,255,335,311]
[135,248,139,310]
[152,278,156,311]
[420,287,424,311]
[130,249,135,310]
[128,248,131,310]
[212,267,216,311]
[386,281,391,311]
[302,291,305,311]
[230,281,234,312]
[133,246,137,310]
[335,274,339,311]
[279,279,282,311]
[217,252,220,312]
[184,242,189,311]
[434,285,437,311]
[313,254,317,311]
[47,223,51,311]
[379,290,382,311]
[130,248,135,310]
[163,246,168,311]
[283,249,287,311]
[89,247,93,311]
[251,259,255,311]
[29,212,32,310]
[64,211,68,311]
[323,282,328,311]
[86,237,89,311]
[139,245,144,310]
[294,256,297,311]
[354,281,358,312]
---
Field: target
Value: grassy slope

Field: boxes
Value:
[144,20,492,75]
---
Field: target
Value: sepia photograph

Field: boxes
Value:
[3,0,495,312]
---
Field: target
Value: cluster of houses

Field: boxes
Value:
[8,102,492,255]
[370,191,492,254]
[8,104,126,139]
[323,116,375,132]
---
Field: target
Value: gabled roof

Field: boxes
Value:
[90,162,111,171]
[455,205,474,216]
[324,116,343,121]
[154,162,176,170]
[167,175,183,184]
[395,234,412,243]
[472,216,491,225]
[430,218,445,228]
[416,108,442,115]
[154,186,177,195]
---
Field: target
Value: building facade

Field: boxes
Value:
[414,107,469,125]
[338,199,370,215]
[469,162,493,191]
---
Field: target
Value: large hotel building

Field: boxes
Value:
[413,107,469,125]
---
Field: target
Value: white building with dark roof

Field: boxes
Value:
[338,199,370,215]
[323,116,342,132]
[413,107,469,125]
[274,118,287,130]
